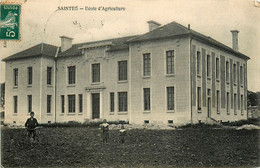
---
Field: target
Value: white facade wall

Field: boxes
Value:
[130,37,191,125]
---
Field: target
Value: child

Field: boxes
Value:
[25,111,39,141]
[100,119,109,143]
[119,125,126,143]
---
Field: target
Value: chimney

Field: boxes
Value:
[230,30,239,51]
[147,20,161,32]
[60,36,73,52]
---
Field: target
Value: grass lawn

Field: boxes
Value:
[1,127,259,167]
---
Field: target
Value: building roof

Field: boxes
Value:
[2,43,58,61]
[127,21,250,60]
[2,21,250,61]
[58,35,138,57]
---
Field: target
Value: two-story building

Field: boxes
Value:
[3,20,250,125]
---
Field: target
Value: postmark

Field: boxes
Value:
[0,4,21,40]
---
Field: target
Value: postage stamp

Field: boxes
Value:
[0,4,21,40]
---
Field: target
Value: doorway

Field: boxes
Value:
[92,93,100,119]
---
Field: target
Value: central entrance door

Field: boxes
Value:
[92,93,100,119]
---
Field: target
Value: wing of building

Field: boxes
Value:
[2,21,250,125]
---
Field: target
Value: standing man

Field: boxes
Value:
[25,111,39,141]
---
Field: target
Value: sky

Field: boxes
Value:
[0,0,259,91]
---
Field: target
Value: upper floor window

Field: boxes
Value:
[68,66,76,85]
[28,67,33,85]
[47,67,52,85]
[143,53,151,77]
[207,54,211,78]
[216,58,220,80]
[197,51,201,76]
[13,68,18,86]
[226,61,229,82]
[166,50,174,75]
[233,64,237,84]
[92,63,100,83]
[240,66,243,85]
[118,61,127,81]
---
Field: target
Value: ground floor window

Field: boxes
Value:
[197,87,201,111]
[79,94,83,113]
[61,95,65,113]
[68,95,76,113]
[241,95,243,115]
[143,88,150,111]
[110,92,114,112]
[28,95,32,113]
[118,92,127,112]
[234,94,237,115]
[167,87,174,111]
[47,95,52,113]
[227,92,230,114]
[216,90,220,113]
[13,96,18,113]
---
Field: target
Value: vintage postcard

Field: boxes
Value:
[0,0,259,167]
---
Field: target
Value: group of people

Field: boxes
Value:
[100,119,126,143]
[25,112,126,143]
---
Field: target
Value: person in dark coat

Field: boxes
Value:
[119,125,126,143]
[100,119,109,143]
[25,111,39,140]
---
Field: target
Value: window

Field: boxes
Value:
[61,95,65,113]
[47,67,52,85]
[118,61,127,81]
[28,67,33,85]
[47,95,52,113]
[92,64,100,83]
[241,95,243,115]
[118,92,127,112]
[207,55,211,78]
[217,90,220,113]
[234,94,237,115]
[13,68,18,86]
[166,50,174,74]
[167,87,174,111]
[110,93,114,112]
[240,66,243,85]
[233,64,237,84]
[226,61,229,82]
[68,95,76,113]
[197,87,201,111]
[216,58,219,80]
[28,95,32,113]
[143,88,151,111]
[79,94,83,113]
[227,92,230,114]
[13,96,18,113]
[197,51,201,76]
[68,66,76,84]
[143,53,151,76]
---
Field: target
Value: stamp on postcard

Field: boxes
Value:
[0,4,21,40]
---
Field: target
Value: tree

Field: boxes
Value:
[1,83,5,110]
[247,90,260,107]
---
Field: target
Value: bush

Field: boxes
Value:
[39,120,129,128]
[178,123,221,129]
[222,118,260,126]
